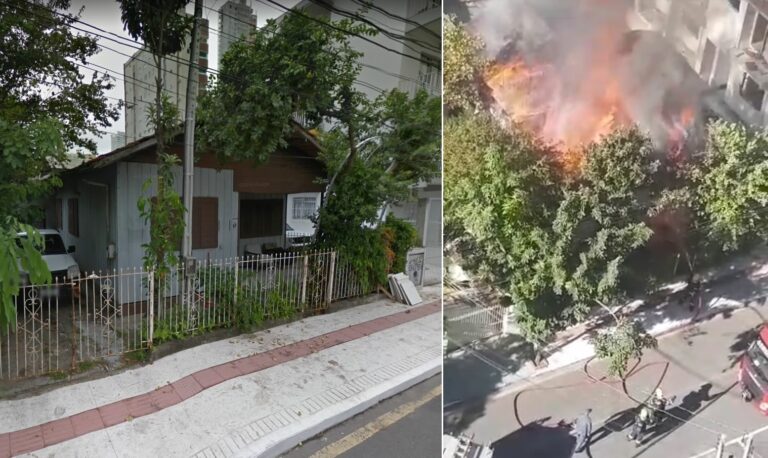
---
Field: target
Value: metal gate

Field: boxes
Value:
[444,285,506,351]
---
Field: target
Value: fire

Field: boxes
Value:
[483,3,698,174]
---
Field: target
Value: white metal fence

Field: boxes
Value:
[444,284,507,351]
[0,249,370,380]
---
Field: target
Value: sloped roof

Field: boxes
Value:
[68,120,321,173]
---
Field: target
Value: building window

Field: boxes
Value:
[240,199,282,238]
[68,198,79,237]
[419,54,440,93]
[740,73,765,111]
[292,197,317,219]
[729,0,740,10]
[192,197,218,250]
[55,199,62,230]
[752,12,768,52]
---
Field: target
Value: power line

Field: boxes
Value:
[8,0,390,98]
[254,0,438,68]
[202,3,431,87]
[348,0,441,41]
[305,0,441,54]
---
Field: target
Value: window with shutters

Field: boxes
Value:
[193,197,218,250]
[240,199,283,238]
[68,198,79,237]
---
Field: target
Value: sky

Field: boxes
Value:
[68,0,301,154]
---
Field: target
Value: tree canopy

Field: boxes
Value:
[0,0,120,152]
[0,0,120,328]
[197,10,372,164]
[444,16,487,114]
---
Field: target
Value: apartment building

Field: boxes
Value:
[629,0,768,126]
[218,0,257,65]
[123,18,209,143]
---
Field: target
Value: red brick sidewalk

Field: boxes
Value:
[1,300,440,457]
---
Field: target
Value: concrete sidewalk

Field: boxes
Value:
[445,248,768,406]
[0,287,441,458]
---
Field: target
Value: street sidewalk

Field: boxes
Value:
[445,247,768,405]
[0,286,441,458]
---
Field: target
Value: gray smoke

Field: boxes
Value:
[470,0,713,151]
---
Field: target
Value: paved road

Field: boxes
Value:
[453,305,768,458]
[282,375,442,458]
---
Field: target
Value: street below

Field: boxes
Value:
[456,305,768,457]
[283,375,442,458]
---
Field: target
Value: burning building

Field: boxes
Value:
[631,0,768,129]
[469,0,709,172]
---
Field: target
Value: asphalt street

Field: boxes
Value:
[282,374,442,458]
[455,305,768,458]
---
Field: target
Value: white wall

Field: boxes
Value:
[116,162,238,271]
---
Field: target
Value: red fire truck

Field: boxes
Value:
[739,326,768,413]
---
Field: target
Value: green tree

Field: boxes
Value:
[445,114,662,344]
[0,120,64,328]
[1,0,120,152]
[690,120,768,251]
[137,95,184,275]
[197,10,372,164]
[118,0,191,274]
[118,0,192,158]
[0,0,119,328]
[444,15,488,114]
[316,89,440,288]
[591,316,657,379]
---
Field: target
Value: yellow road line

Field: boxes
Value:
[309,385,442,458]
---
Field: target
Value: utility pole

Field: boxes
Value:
[182,0,202,319]
[182,0,202,260]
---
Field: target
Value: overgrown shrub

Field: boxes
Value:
[382,215,418,273]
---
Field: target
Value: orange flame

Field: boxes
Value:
[485,10,696,174]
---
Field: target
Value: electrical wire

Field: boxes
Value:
[6,0,391,98]
[201,3,434,86]
[348,0,441,40]
[305,0,441,54]
[254,0,437,67]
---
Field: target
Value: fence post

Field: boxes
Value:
[326,251,336,307]
[501,306,510,335]
[234,257,239,308]
[147,270,154,349]
[301,254,308,313]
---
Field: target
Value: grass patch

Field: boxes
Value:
[48,370,68,381]
[123,349,150,365]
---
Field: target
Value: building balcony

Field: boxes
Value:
[399,71,441,98]
[406,0,439,31]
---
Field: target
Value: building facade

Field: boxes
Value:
[110,131,126,150]
[629,0,768,126]
[218,0,257,65]
[123,18,209,143]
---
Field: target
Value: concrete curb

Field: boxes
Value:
[241,357,443,458]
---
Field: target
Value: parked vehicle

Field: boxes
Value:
[739,326,768,413]
[442,433,493,458]
[16,229,80,298]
